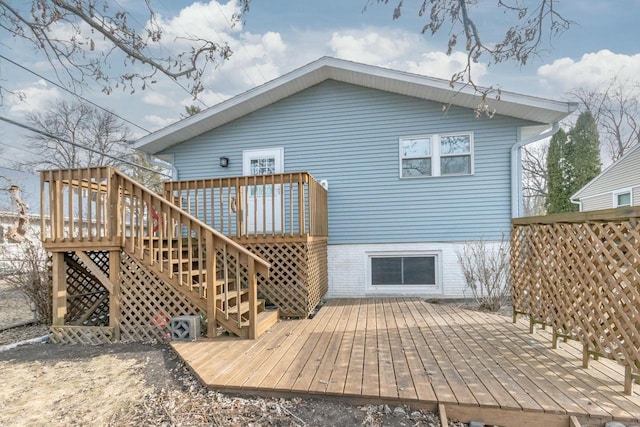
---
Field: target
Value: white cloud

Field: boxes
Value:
[151,0,242,49]
[537,50,640,91]
[399,51,487,81]
[191,90,232,106]
[8,80,61,115]
[327,29,487,81]
[204,31,288,91]
[46,20,113,53]
[144,115,178,130]
[329,30,412,64]
[142,92,173,107]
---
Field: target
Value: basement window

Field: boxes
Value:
[370,255,437,287]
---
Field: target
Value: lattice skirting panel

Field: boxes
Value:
[64,251,111,327]
[119,249,203,343]
[49,326,115,344]
[241,238,328,317]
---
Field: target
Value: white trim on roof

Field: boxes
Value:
[571,142,640,201]
[134,56,577,154]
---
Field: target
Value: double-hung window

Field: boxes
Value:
[400,133,472,178]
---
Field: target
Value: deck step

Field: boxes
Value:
[225,299,265,316]
[254,309,279,335]
[216,289,248,301]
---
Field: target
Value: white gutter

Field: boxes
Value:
[145,153,178,180]
[511,121,560,218]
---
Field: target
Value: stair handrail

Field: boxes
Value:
[112,170,269,273]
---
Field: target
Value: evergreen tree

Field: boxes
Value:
[567,111,601,197]
[545,112,601,214]
[545,128,571,214]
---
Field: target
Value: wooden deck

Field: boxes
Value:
[172,298,640,426]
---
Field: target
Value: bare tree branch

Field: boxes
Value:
[373,0,573,103]
[0,0,250,97]
[522,142,549,216]
[570,77,640,162]
[21,99,133,170]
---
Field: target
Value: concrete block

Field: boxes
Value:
[171,315,201,341]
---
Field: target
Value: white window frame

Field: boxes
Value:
[366,251,442,293]
[242,147,284,176]
[613,188,633,208]
[399,132,474,179]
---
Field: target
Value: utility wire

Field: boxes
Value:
[0,115,171,177]
[0,54,152,134]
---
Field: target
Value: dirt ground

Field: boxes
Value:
[0,336,449,427]
[0,279,36,330]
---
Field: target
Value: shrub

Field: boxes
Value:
[2,237,51,325]
[455,236,511,312]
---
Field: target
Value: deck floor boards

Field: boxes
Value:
[172,298,640,423]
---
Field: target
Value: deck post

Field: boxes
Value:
[625,365,634,395]
[582,343,590,369]
[51,252,67,326]
[248,257,258,339]
[109,249,121,341]
[206,233,217,338]
[108,169,121,243]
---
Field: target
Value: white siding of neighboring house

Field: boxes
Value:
[576,145,640,211]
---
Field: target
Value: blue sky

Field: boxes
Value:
[1,0,640,169]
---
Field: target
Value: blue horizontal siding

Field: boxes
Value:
[163,80,538,244]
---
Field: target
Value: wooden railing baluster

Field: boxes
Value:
[162,172,328,239]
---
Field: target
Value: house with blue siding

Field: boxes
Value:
[134,57,576,300]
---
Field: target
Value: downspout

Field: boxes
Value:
[145,153,178,180]
[511,121,560,218]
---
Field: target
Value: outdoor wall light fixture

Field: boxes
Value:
[219,156,229,167]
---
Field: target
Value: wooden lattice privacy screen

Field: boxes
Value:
[50,249,202,344]
[511,207,640,394]
[239,237,328,317]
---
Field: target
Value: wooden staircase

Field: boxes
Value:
[145,237,279,339]
[41,167,278,341]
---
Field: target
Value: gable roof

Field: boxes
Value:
[572,142,640,200]
[134,56,577,154]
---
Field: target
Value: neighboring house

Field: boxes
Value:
[572,143,640,211]
[134,57,576,299]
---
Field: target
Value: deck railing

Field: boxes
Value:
[511,206,640,394]
[163,172,328,239]
[41,167,270,338]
